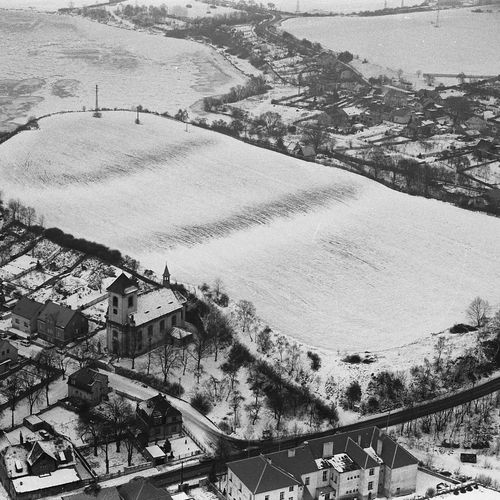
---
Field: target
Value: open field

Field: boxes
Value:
[282,8,500,76]
[2,111,500,351]
[0,9,246,132]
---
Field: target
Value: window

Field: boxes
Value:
[24,322,28,327]
[279,492,284,500]
[113,330,118,338]
[15,318,19,324]
[128,296,134,308]
[334,475,337,483]
[113,308,117,315]
[172,314,177,327]
[112,296,118,307]
[369,468,374,476]
[160,320,165,332]
[305,477,310,486]
[229,473,232,483]
[289,487,294,492]
[368,482,373,491]
[265,496,269,500]
[148,325,153,337]
[322,470,328,482]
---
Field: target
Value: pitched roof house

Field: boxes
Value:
[68,367,109,405]
[136,394,182,441]
[11,297,44,334]
[226,427,418,500]
[37,301,89,345]
[0,339,17,374]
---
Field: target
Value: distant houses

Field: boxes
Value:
[67,367,109,406]
[11,298,89,345]
[226,427,418,500]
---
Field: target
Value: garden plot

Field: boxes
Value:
[13,269,55,290]
[38,405,86,446]
[2,112,500,352]
[0,9,247,132]
[0,254,38,280]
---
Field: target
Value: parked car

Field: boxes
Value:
[21,340,31,347]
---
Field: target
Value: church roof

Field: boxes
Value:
[133,288,183,326]
[107,274,138,295]
[163,262,170,277]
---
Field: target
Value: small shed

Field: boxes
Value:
[145,445,167,465]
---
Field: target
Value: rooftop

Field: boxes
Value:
[38,301,81,329]
[13,466,80,493]
[68,367,108,394]
[12,297,44,320]
[317,453,359,473]
[107,273,139,295]
[133,288,183,326]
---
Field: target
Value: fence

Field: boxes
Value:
[182,425,209,455]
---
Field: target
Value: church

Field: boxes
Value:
[106,265,186,358]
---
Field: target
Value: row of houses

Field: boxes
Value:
[226,427,419,500]
[11,297,88,345]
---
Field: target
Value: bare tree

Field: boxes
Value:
[467,297,491,328]
[102,396,134,453]
[153,343,181,384]
[21,371,44,415]
[3,372,27,428]
[235,300,256,338]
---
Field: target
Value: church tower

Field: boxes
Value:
[163,262,171,288]
[106,273,138,356]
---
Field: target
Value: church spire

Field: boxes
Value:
[163,262,171,288]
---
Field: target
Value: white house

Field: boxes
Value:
[226,427,418,500]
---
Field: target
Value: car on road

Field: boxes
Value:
[20,340,31,347]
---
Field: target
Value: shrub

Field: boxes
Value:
[191,392,212,415]
[450,323,477,333]
[426,487,435,497]
[113,366,184,397]
[342,353,362,364]
[307,351,321,371]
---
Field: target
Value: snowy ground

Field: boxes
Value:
[282,8,500,78]
[2,111,500,352]
[0,9,247,132]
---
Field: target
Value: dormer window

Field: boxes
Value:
[112,296,118,307]
[128,296,134,308]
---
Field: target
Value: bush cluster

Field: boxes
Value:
[114,365,184,397]
[44,227,122,265]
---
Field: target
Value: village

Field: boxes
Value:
[1,174,500,500]
[0,1,500,499]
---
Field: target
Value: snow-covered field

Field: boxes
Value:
[0,0,94,10]
[0,9,246,132]
[282,8,500,76]
[228,0,423,13]
[2,111,500,351]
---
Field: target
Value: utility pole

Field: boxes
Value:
[295,0,300,13]
[93,85,101,118]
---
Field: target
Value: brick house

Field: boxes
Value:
[136,394,183,441]
[106,272,186,358]
[67,367,109,405]
[225,427,418,500]
[11,297,44,335]
[37,302,89,345]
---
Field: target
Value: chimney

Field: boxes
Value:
[322,441,334,458]
[288,448,296,458]
[376,438,383,456]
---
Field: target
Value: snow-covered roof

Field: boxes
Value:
[145,445,166,458]
[317,453,359,473]
[13,467,80,493]
[133,288,183,326]
[343,106,363,117]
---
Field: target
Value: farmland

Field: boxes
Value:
[0,9,246,133]
[2,111,500,352]
[282,8,500,76]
